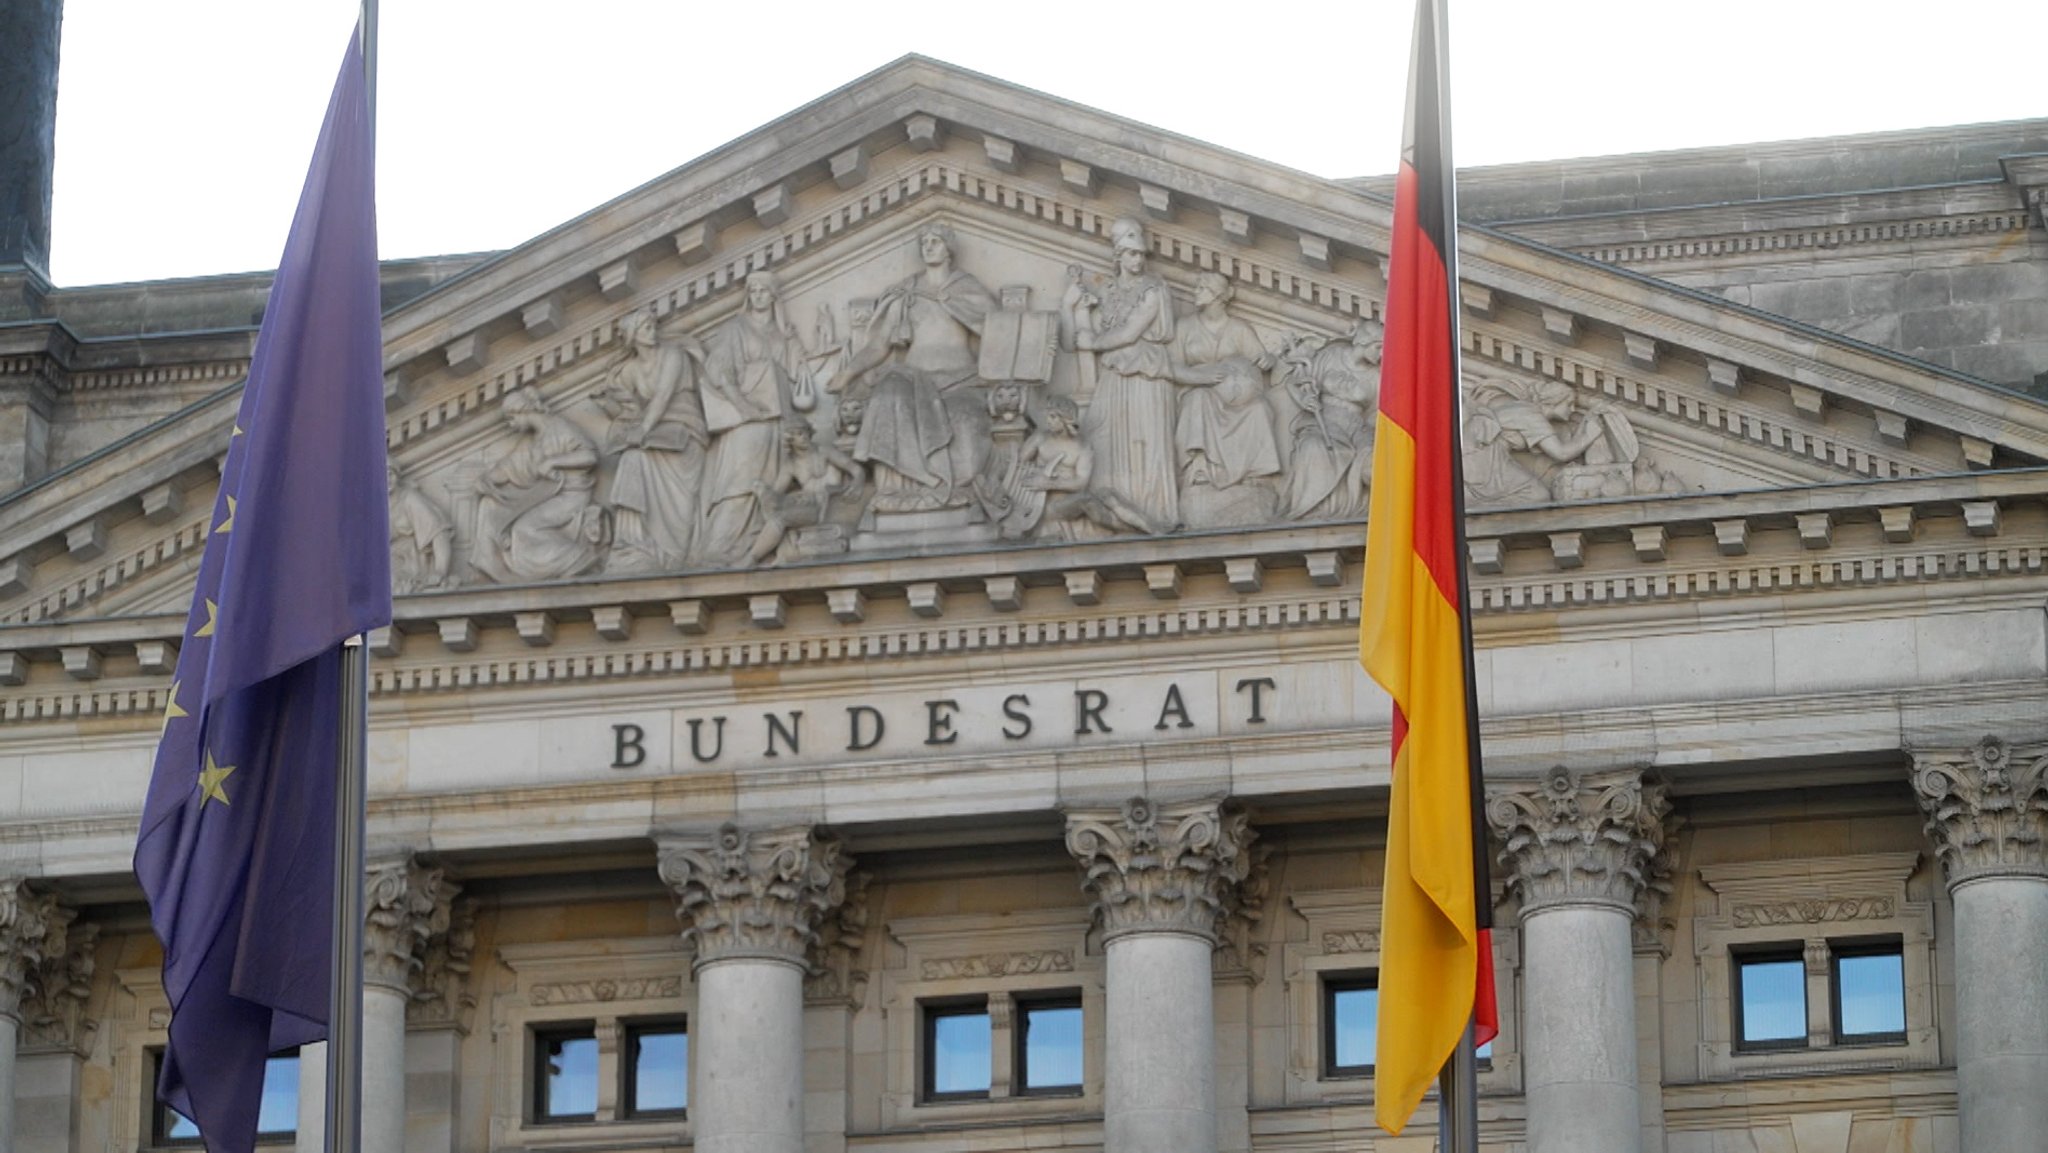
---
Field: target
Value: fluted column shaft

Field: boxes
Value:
[1912,737,2048,1153]
[1489,768,1669,1153]
[359,858,457,1153]
[658,825,852,1153]
[1066,798,1254,1153]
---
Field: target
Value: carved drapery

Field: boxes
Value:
[1910,736,2048,886]
[0,878,68,1020]
[656,824,854,968]
[363,857,460,993]
[1064,797,1256,944]
[1487,767,1671,915]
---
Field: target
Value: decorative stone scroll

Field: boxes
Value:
[1063,797,1256,943]
[408,898,477,1029]
[1910,736,2048,886]
[0,878,68,1020]
[363,857,460,993]
[1486,766,1671,914]
[656,824,855,968]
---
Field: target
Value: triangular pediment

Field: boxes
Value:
[6,56,2048,629]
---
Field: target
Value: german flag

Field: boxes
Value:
[1359,0,1498,1136]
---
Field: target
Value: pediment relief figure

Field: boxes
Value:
[1461,368,1691,509]
[388,461,454,594]
[594,308,709,575]
[1278,321,1382,523]
[465,387,605,583]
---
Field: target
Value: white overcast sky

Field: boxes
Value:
[48,0,2043,287]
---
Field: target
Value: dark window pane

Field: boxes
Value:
[256,1054,299,1134]
[539,1033,598,1119]
[930,1010,991,1096]
[630,1026,689,1114]
[1020,1004,1083,1090]
[1837,950,1906,1038]
[1739,957,1806,1045]
[1332,984,1378,1070]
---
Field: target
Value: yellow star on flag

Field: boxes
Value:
[195,599,218,638]
[162,679,188,731]
[197,750,235,807]
[214,494,237,535]
[232,422,245,438]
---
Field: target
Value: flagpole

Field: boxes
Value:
[1429,1,1486,1151]
[324,6,377,1153]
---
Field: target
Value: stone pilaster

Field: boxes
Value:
[1065,798,1254,1153]
[1910,736,2048,1153]
[1487,768,1669,1153]
[655,825,853,1153]
[1064,796,1257,943]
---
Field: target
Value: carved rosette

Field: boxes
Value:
[363,858,459,994]
[1064,797,1257,945]
[1910,736,2048,887]
[656,824,855,969]
[1486,767,1671,916]
[0,878,69,1021]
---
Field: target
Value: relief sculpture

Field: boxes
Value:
[426,214,1705,587]
[468,388,604,583]
[594,309,707,574]
[1462,369,1688,507]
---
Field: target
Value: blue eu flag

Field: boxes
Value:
[133,26,390,1153]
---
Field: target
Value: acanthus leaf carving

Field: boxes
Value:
[1910,736,2048,885]
[1487,766,1671,915]
[363,857,458,994]
[656,824,854,968]
[1064,796,1256,944]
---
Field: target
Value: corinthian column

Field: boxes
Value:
[1065,797,1255,1153]
[1488,767,1669,1153]
[358,858,457,1153]
[657,825,852,1153]
[1911,736,2048,1152]
[0,879,67,1148]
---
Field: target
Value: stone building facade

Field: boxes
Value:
[3,34,2048,1153]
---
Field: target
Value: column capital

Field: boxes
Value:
[655,824,853,969]
[0,878,69,1020]
[1488,766,1671,916]
[1064,796,1256,944]
[1911,736,2048,887]
[363,857,459,993]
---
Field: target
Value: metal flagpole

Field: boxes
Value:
[1430,1,1485,1151]
[326,6,377,1153]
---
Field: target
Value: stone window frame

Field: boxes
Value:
[1693,852,1936,1080]
[492,937,694,1150]
[1282,888,1522,1107]
[879,909,1101,1130]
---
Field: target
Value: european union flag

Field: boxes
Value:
[133,26,389,1153]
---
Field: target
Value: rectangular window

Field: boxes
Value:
[922,999,992,1101]
[532,1026,599,1122]
[624,1020,689,1118]
[1322,973,1379,1078]
[1733,947,1808,1051]
[1015,995,1084,1095]
[153,1050,299,1145]
[1832,939,1907,1044]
